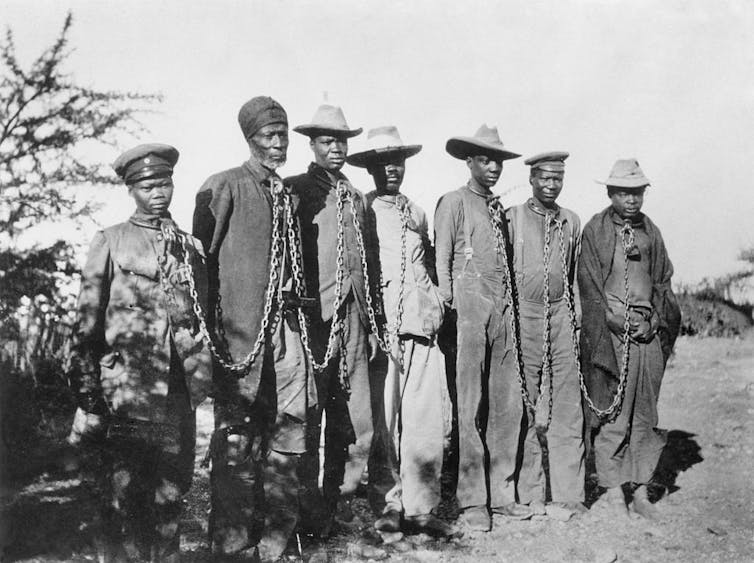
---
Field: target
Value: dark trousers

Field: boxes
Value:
[594,334,666,488]
[95,412,195,563]
[300,294,375,514]
[517,299,585,504]
[454,274,522,510]
[210,318,307,561]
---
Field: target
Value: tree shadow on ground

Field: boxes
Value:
[585,429,704,506]
[1,448,99,561]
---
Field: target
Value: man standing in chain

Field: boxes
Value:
[579,159,680,520]
[434,125,533,532]
[507,152,586,516]
[193,96,315,562]
[348,126,453,538]
[68,144,211,562]
[286,104,382,534]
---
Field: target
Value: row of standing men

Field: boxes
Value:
[68,95,681,562]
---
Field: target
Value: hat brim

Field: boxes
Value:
[595,178,651,188]
[346,145,422,168]
[445,137,521,161]
[293,125,363,139]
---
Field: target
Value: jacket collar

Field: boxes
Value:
[129,210,172,230]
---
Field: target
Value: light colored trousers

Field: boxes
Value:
[372,336,450,517]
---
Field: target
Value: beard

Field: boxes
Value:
[250,142,287,171]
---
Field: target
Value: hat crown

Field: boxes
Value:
[308,104,352,131]
[473,124,504,147]
[603,158,651,188]
[611,159,642,179]
[364,125,405,151]
[112,143,179,183]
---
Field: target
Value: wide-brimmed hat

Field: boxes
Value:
[446,124,520,161]
[346,126,422,168]
[293,104,362,138]
[596,158,651,188]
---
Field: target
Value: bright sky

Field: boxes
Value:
[4,0,754,284]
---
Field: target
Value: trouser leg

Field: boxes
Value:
[98,418,192,563]
[455,310,489,510]
[97,440,150,562]
[594,335,640,489]
[369,348,401,514]
[487,309,522,508]
[546,306,585,503]
[398,338,445,517]
[322,299,374,504]
[210,403,265,555]
[516,303,546,504]
[622,338,666,486]
[257,450,300,562]
[439,313,459,504]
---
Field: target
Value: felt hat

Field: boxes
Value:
[525,151,569,172]
[112,143,179,185]
[446,124,521,161]
[293,104,362,138]
[346,126,422,168]
[237,96,288,139]
[597,158,651,188]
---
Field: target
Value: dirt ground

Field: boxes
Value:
[2,333,753,562]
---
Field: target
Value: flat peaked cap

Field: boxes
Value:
[294,104,362,138]
[525,151,569,172]
[597,158,651,188]
[446,124,521,161]
[113,143,179,184]
[238,96,288,139]
[347,125,422,168]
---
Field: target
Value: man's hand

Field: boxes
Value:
[606,313,625,336]
[368,333,379,362]
[66,407,104,446]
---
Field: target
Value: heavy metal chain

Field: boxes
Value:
[299,180,353,375]
[169,183,288,375]
[388,196,410,342]
[572,221,634,421]
[487,198,536,414]
[345,185,393,356]
[537,213,556,430]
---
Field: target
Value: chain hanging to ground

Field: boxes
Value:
[487,198,536,414]
[566,220,634,422]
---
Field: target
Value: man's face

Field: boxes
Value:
[368,156,406,195]
[129,176,174,215]
[609,186,646,219]
[530,169,564,207]
[248,123,289,170]
[466,154,503,188]
[311,134,348,171]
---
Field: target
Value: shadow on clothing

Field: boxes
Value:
[585,428,703,506]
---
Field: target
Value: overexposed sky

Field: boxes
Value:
[4,0,754,283]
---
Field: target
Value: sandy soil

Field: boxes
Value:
[2,334,753,562]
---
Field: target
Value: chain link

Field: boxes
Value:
[168,183,289,375]
[388,197,410,341]
[536,213,556,430]
[346,186,394,356]
[486,198,536,413]
[571,221,634,422]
